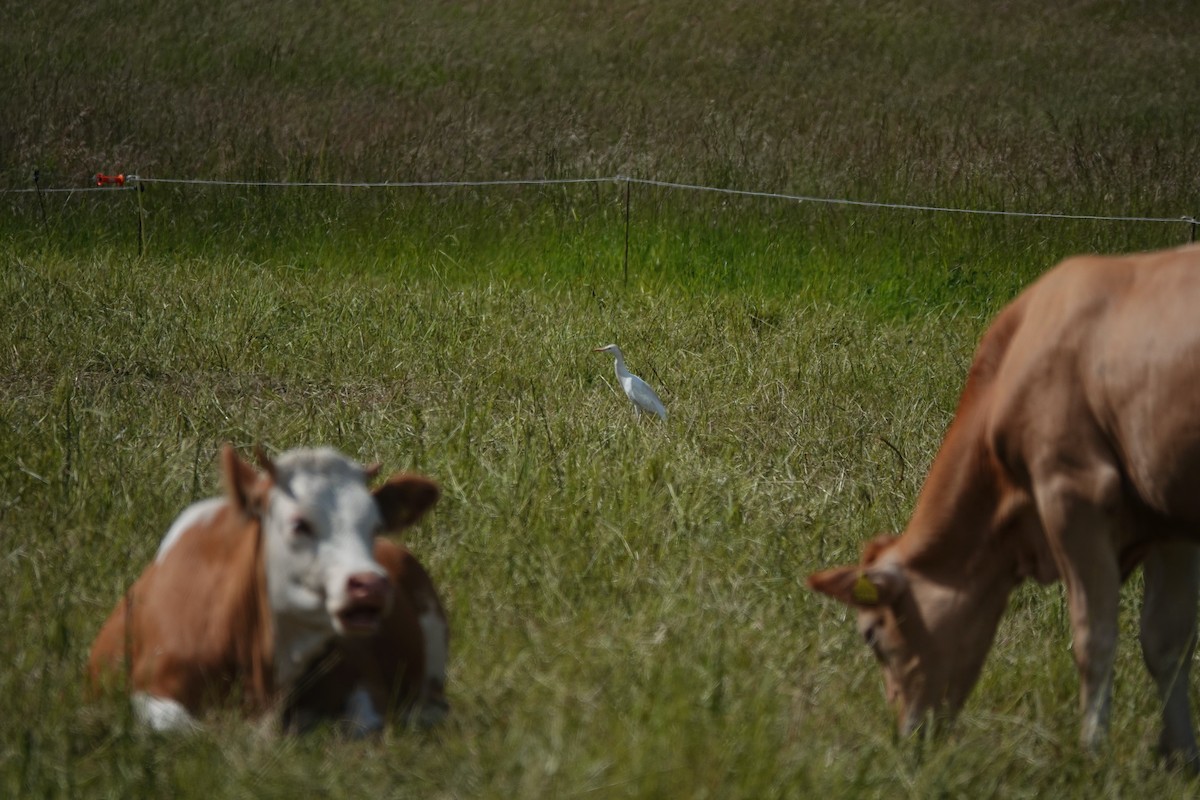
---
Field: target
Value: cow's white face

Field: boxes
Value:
[259,448,392,638]
[216,444,440,688]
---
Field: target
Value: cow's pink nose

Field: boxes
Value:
[346,572,390,605]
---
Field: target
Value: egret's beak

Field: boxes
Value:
[592,347,606,353]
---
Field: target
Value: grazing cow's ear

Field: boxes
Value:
[807,563,907,608]
[374,474,441,532]
[221,444,271,518]
[862,534,898,564]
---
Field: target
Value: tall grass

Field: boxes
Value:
[5,0,1199,215]
[4,0,1200,797]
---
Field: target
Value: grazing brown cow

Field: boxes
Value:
[809,245,1200,765]
[88,445,448,734]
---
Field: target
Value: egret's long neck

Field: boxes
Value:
[611,354,628,379]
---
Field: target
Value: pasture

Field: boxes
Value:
[4,1,1200,797]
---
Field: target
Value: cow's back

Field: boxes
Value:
[986,244,1200,525]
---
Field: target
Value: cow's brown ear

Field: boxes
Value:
[808,563,906,608]
[222,444,270,517]
[862,534,899,564]
[374,474,440,532]
[253,444,277,481]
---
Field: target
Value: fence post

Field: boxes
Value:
[622,177,631,287]
[32,169,48,229]
[134,178,146,257]
[1188,216,1197,244]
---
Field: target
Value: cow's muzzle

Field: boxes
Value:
[337,572,391,634]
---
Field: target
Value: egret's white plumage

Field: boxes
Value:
[593,344,667,421]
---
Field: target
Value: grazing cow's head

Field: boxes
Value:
[807,536,1010,736]
[221,445,440,638]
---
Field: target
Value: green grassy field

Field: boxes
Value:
[5,1,1200,797]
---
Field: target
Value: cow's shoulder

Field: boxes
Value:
[155,497,228,563]
[139,495,266,656]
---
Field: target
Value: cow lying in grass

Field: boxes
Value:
[810,245,1200,766]
[88,444,448,734]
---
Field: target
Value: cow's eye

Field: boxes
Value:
[861,621,886,660]
[862,624,878,649]
[292,519,315,538]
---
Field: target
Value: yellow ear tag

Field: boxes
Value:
[852,574,879,605]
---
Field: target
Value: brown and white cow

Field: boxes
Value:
[88,444,449,734]
[809,245,1200,765]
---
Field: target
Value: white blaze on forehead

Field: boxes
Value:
[269,448,382,533]
[155,497,225,563]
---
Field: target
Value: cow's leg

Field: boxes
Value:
[1064,548,1121,750]
[344,684,385,738]
[415,604,450,727]
[1139,540,1200,768]
[1038,476,1123,750]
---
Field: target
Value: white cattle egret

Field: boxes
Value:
[593,344,667,421]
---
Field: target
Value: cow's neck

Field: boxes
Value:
[224,514,276,711]
[898,390,1028,594]
[272,616,339,689]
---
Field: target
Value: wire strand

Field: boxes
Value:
[3,185,139,194]
[2,173,1192,226]
[134,176,612,189]
[621,177,1188,225]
